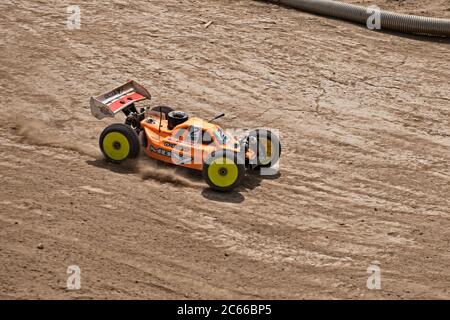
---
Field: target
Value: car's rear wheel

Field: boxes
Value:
[99,123,140,163]
[203,151,245,192]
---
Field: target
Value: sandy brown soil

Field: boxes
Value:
[0,0,449,299]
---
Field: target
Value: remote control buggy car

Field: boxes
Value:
[90,80,281,191]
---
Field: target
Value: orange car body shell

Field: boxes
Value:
[141,115,254,171]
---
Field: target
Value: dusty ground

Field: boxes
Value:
[0,0,449,299]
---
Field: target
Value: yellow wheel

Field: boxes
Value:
[203,151,245,192]
[257,137,272,166]
[99,123,140,163]
[247,129,281,168]
[102,132,130,161]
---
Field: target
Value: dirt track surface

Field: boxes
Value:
[1,0,450,299]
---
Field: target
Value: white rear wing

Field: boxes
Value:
[90,80,151,119]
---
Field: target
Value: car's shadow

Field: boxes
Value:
[86,158,140,175]
[201,169,281,204]
[86,158,281,204]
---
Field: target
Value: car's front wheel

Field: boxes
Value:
[246,129,281,168]
[203,150,245,192]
